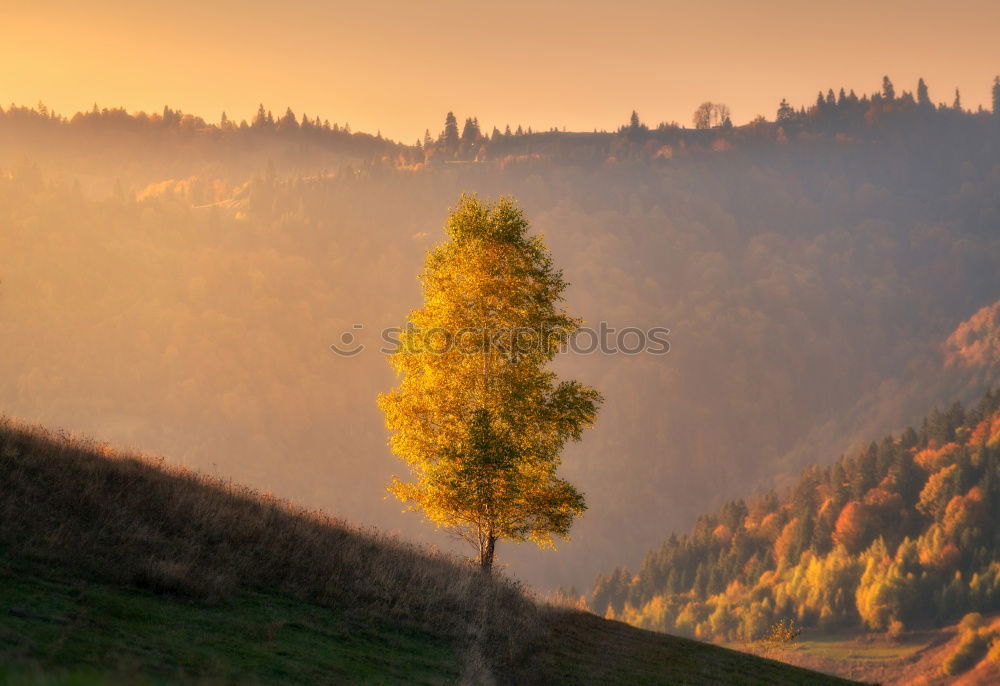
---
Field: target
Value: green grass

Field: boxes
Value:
[523,611,855,685]
[0,559,856,686]
[0,557,459,686]
[0,418,859,685]
[0,417,540,682]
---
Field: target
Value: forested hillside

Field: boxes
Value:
[589,387,1000,642]
[2,76,1000,588]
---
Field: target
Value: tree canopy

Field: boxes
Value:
[589,389,1000,641]
[378,195,602,570]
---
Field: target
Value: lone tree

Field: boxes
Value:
[378,194,601,571]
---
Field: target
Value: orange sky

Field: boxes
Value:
[3,0,999,142]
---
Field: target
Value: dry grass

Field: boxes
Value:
[0,416,864,685]
[0,416,540,683]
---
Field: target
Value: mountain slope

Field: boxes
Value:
[524,610,853,685]
[589,387,1000,645]
[0,418,852,684]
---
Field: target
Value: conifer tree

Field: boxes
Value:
[882,76,896,101]
[461,116,479,143]
[776,98,795,122]
[279,107,298,130]
[441,111,459,150]
[917,78,931,108]
[252,104,268,129]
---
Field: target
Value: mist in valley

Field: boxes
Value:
[3,91,1000,590]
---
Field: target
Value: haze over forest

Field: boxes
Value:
[3,71,1000,591]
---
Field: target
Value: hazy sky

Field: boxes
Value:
[3,0,999,142]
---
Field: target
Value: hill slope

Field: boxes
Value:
[0,419,852,684]
[589,387,1000,646]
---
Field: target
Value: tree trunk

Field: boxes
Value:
[480,532,496,572]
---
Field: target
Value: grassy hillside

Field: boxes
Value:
[1,559,460,685]
[0,418,854,684]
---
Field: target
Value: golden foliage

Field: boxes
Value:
[764,618,802,647]
[914,441,960,472]
[378,195,601,568]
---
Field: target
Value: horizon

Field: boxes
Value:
[5,0,1000,142]
[4,69,995,146]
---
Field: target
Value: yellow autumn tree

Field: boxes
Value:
[378,194,602,571]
